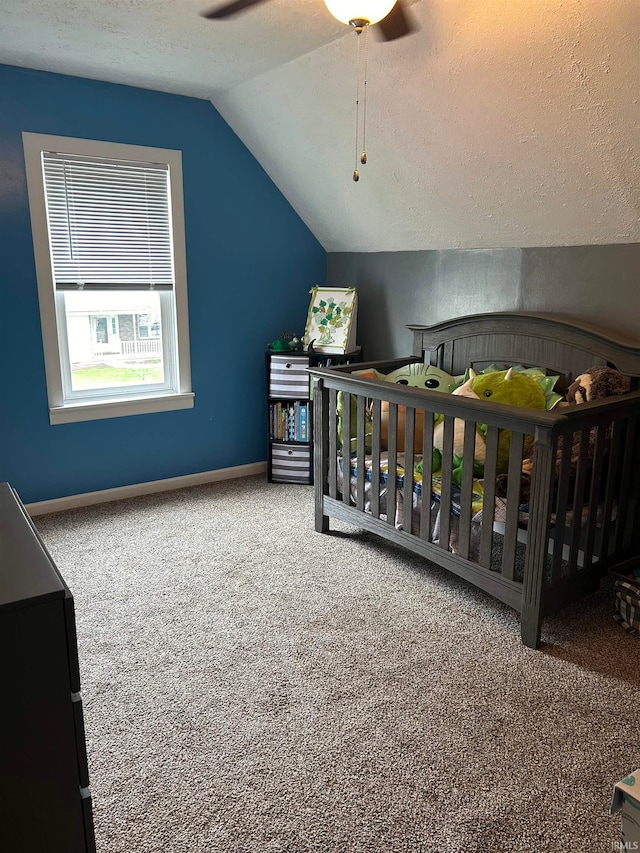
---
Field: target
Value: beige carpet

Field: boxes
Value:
[34,475,640,853]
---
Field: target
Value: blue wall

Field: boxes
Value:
[0,64,326,503]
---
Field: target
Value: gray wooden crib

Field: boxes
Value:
[309,312,640,648]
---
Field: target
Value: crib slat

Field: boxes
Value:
[611,420,626,555]
[420,410,435,541]
[502,431,525,580]
[313,377,329,533]
[342,391,351,506]
[479,426,499,569]
[625,418,640,558]
[387,402,398,527]
[403,406,416,534]
[583,425,608,570]
[439,416,454,551]
[457,420,477,561]
[611,421,633,553]
[618,416,637,554]
[600,420,623,561]
[356,395,366,512]
[371,399,382,519]
[568,427,591,577]
[521,426,555,649]
[551,431,573,584]
[329,388,338,500]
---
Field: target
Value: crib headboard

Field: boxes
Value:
[408,312,640,392]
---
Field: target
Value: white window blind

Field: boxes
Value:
[42,151,174,291]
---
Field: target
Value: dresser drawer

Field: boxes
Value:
[269,355,310,399]
[72,694,90,788]
[81,788,97,853]
[271,443,312,484]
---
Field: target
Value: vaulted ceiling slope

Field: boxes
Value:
[2,0,639,252]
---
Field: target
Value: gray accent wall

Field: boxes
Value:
[328,245,640,360]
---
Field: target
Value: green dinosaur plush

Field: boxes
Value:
[495,365,630,503]
[433,367,547,474]
[462,363,563,410]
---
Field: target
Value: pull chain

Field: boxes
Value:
[361,24,368,166]
[353,29,361,182]
[353,25,370,182]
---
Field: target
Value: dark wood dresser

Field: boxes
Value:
[0,482,96,853]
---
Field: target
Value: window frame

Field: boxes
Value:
[22,132,194,425]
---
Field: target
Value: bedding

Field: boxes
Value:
[336,450,488,562]
[310,312,640,649]
[336,449,617,569]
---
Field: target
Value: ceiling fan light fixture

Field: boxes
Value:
[323,0,397,27]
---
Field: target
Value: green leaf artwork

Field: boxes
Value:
[304,287,357,351]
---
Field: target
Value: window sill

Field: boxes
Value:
[49,391,195,425]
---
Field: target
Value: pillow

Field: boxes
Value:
[353,368,385,381]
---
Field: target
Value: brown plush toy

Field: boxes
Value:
[496,366,629,503]
[565,366,629,405]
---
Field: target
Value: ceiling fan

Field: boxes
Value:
[201,0,418,181]
[200,0,417,42]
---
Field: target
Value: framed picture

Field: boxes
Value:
[304,287,357,353]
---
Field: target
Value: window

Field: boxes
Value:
[137,314,149,339]
[23,133,193,424]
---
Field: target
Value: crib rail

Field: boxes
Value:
[310,361,640,648]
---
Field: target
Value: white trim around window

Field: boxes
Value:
[22,132,194,425]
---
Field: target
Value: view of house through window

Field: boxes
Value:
[64,291,165,390]
[23,131,193,423]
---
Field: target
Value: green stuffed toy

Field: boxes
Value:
[380,364,458,451]
[383,363,459,393]
[433,367,547,475]
[336,363,459,455]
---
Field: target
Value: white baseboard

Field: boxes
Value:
[25,461,268,516]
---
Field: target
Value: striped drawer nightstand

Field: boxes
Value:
[266,347,361,485]
[271,443,312,484]
[268,355,310,399]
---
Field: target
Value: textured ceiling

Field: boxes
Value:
[2,0,639,252]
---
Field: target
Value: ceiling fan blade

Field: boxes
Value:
[200,0,272,19]
[375,0,418,41]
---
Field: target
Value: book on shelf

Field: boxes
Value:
[299,404,308,442]
[269,401,310,442]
